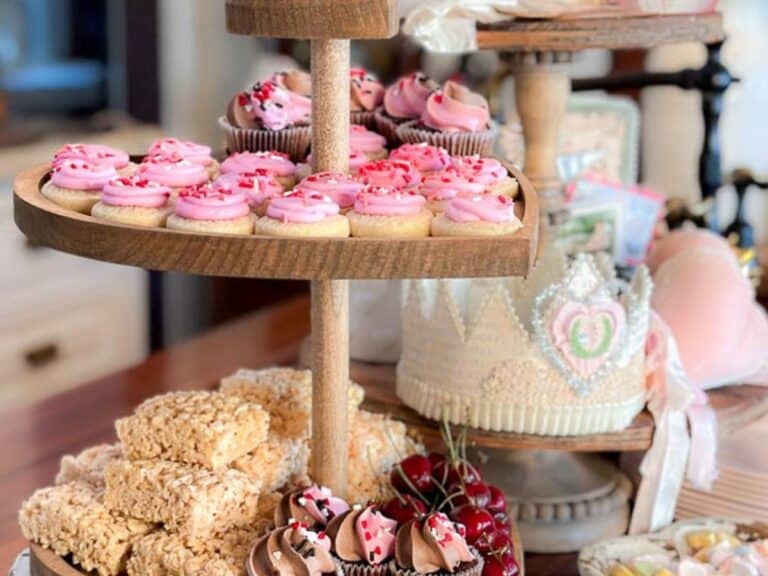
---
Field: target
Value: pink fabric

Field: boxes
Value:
[357,159,422,189]
[383,72,436,119]
[421,81,490,133]
[221,151,296,177]
[174,183,250,221]
[102,176,170,208]
[295,172,364,209]
[138,155,208,188]
[418,168,484,201]
[266,191,340,223]
[353,185,426,216]
[349,125,387,155]
[451,155,507,184]
[444,194,517,223]
[214,170,282,207]
[51,159,117,190]
[53,143,129,170]
[390,143,451,173]
[147,138,213,167]
[649,230,768,389]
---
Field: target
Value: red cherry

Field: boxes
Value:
[474,529,511,555]
[500,550,519,576]
[487,486,507,515]
[427,452,447,469]
[449,505,494,545]
[482,556,512,576]
[391,454,434,495]
[433,459,481,487]
[448,480,491,509]
[381,495,427,526]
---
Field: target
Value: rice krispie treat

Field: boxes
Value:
[115,391,269,469]
[104,459,261,545]
[19,481,153,576]
[55,443,123,489]
[219,367,364,439]
[127,523,270,576]
[231,437,309,493]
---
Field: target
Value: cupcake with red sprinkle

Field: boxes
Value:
[214,170,283,216]
[350,68,385,130]
[431,194,522,237]
[42,159,117,213]
[375,72,438,145]
[389,143,451,177]
[326,504,398,576]
[357,159,422,190]
[220,79,311,161]
[147,137,219,179]
[451,156,518,198]
[53,143,134,176]
[166,182,253,235]
[254,189,349,238]
[418,168,485,214]
[348,185,431,238]
[295,172,364,213]
[397,81,497,156]
[220,151,297,189]
[91,175,172,227]
[136,154,209,197]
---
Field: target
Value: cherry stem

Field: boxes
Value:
[394,463,432,507]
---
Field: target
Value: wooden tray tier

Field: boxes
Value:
[13,163,538,280]
[351,361,768,452]
[476,12,724,52]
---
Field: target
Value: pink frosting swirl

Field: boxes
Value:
[50,159,117,190]
[221,151,296,177]
[147,138,213,167]
[353,185,426,216]
[101,175,171,208]
[357,160,422,189]
[350,125,387,155]
[53,143,129,170]
[350,68,384,112]
[214,170,283,207]
[174,183,250,221]
[233,80,311,130]
[266,190,341,224]
[390,143,451,173]
[383,72,437,119]
[304,150,369,174]
[451,155,507,185]
[295,172,364,209]
[445,194,518,223]
[421,81,490,133]
[418,168,485,202]
[138,155,208,188]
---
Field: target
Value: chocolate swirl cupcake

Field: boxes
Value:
[326,505,398,576]
[275,485,350,530]
[247,521,340,576]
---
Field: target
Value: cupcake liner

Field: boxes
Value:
[396,121,499,157]
[388,553,484,576]
[373,107,404,148]
[218,116,311,162]
[334,558,390,576]
[351,110,378,131]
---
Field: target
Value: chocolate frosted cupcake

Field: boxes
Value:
[396,81,497,157]
[275,485,350,530]
[350,68,384,130]
[220,79,311,161]
[375,72,438,146]
[392,512,483,576]
[326,505,398,576]
[247,521,341,576]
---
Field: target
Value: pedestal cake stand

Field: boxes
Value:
[12,0,537,573]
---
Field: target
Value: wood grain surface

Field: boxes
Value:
[225,0,399,39]
[13,164,539,280]
[477,13,724,52]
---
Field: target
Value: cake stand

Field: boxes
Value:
[12,0,536,573]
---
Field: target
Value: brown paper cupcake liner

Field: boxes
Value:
[396,121,499,157]
[373,108,405,148]
[351,110,378,131]
[388,553,484,576]
[218,116,311,162]
[334,558,390,576]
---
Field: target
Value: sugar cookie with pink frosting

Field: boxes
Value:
[42,159,117,213]
[389,143,451,177]
[350,68,385,129]
[147,137,219,178]
[350,125,388,160]
[53,143,135,176]
[357,159,422,190]
[431,194,522,237]
[375,72,438,145]
[220,151,297,189]
[166,183,253,235]
[451,155,518,197]
[214,170,283,216]
[295,172,364,213]
[136,154,209,197]
[254,190,349,238]
[91,175,172,227]
[418,168,486,213]
[397,80,497,156]
[348,185,431,238]
[298,149,371,181]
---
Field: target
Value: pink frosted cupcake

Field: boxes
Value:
[431,194,522,237]
[91,175,172,227]
[53,143,134,176]
[397,80,497,156]
[295,171,365,213]
[326,505,398,576]
[214,170,283,216]
[271,69,312,98]
[137,154,209,197]
[350,68,384,130]
[274,484,350,530]
[147,137,219,179]
[389,143,451,177]
[350,125,388,160]
[247,521,339,576]
[42,159,117,213]
[375,72,438,145]
[348,185,431,238]
[254,189,349,238]
[357,159,422,190]
[166,182,253,235]
[220,151,297,190]
[298,148,372,181]
[452,155,519,197]
[220,80,311,161]
[418,168,486,214]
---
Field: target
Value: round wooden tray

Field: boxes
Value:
[13,163,538,280]
[476,12,724,52]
